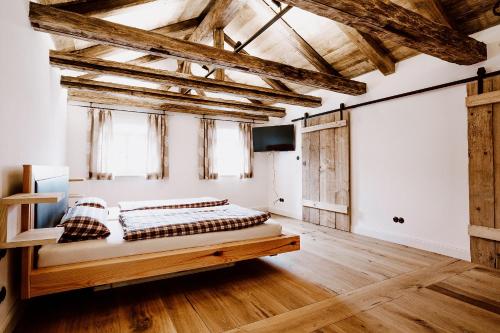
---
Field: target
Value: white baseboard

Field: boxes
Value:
[352,225,470,260]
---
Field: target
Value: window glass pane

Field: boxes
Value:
[111,112,148,177]
[215,122,243,177]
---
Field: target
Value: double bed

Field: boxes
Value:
[19,165,300,299]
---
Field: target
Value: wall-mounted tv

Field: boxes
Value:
[253,124,295,152]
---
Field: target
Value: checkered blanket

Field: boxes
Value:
[120,198,229,212]
[119,204,271,241]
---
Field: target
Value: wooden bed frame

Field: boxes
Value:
[20,165,300,299]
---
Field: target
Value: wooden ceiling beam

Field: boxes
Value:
[60,76,286,117]
[405,0,454,28]
[254,0,340,76]
[67,90,269,121]
[50,52,322,107]
[30,3,367,95]
[337,24,395,76]
[224,34,294,92]
[278,0,486,65]
[51,0,155,18]
[213,28,225,81]
[70,17,200,59]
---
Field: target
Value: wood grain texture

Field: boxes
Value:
[67,90,269,121]
[28,234,300,297]
[469,225,500,242]
[279,0,487,65]
[51,52,322,107]
[17,216,491,333]
[0,192,64,205]
[29,2,367,95]
[467,74,500,268]
[51,0,155,18]
[0,228,64,249]
[60,76,286,116]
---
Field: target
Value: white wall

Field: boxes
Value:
[66,107,270,209]
[0,1,68,331]
[267,25,500,260]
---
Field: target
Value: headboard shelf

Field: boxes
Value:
[0,227,63,249]
[0,192,65,206]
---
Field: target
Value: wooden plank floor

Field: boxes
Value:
[15,215,500,333]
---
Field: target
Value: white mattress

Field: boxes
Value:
[118,197,221,211]
[37,207,282,268]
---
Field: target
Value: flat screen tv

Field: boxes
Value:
[253,124,295,152]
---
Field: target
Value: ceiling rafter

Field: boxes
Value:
[50,51,323,107]
[253,0,341,76]
[404,0,454,28]
[68,90,269,121]
[51,0,156,18]
[61,76,286,117]
[278,0,486,65]
[29,3,366,94]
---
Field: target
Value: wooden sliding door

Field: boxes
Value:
[467,74,500,268]
[302,111,350,231]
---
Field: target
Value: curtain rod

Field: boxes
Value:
[292,67,500,123]
[69,103,265,124]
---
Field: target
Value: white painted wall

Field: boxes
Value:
[267,25,500,260]
[66,107,270,209]
[0,1,68,331]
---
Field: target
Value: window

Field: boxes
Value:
[111,112,148,177]
[214,122,244,177]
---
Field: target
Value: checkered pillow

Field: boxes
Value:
[58,205,110,243]
[75,197,107,210]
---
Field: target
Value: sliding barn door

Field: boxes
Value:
[467,74,500,268]
[302,111,350,231]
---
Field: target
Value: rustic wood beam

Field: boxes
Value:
[60,76,286,117]
[278,0,486,65]
[224,34,294,92]
[50,52,322,107]
[405,0,454,28]
[51,0,155,18]
[337,24,395,76]
[68,90,269,121]
[30,3,367,95]
[254,0,340,76]
[70,18,200,59]
[213,28,225,81]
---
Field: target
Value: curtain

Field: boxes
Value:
[239,122,254,179]
[146,114,169,179]
[88,108,113,180]
[198,118,218,180]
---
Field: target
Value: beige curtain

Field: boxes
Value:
[146,114,169,180]
[88,108,113,180]
[198,118,218,180]
[239,122,254,179]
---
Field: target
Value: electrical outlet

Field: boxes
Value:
[279,198,284,203]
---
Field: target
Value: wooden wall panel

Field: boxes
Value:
[467,74,500,268]
[302,111,350,231]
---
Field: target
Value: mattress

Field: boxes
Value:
[118,197,222,211]
[37,207,282,268]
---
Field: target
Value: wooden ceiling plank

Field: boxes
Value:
[337,23,395,76]
[50,52,322,107]
[224,34,295,93]
[30,2,366,95]
[255,0,341,76]
[68,90,269,121]
[405,0,454,28]
[51,0,155,18]
[60,76,286,117]
[278,0,486,65]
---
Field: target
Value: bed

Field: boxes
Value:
[19,165,300,299]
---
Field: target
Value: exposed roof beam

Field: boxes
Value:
[254,0,340,76]
[50,52,322,107]
[29,3,366,95]
[213,28,225,81]
[51,0,155,18]
[68,90,269,121]
[278,0,486,65]
[224,34,294,92]
[60,76,286,117]
[405,0,454,28]
[337,24,395,76]
[70,17,200,58]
